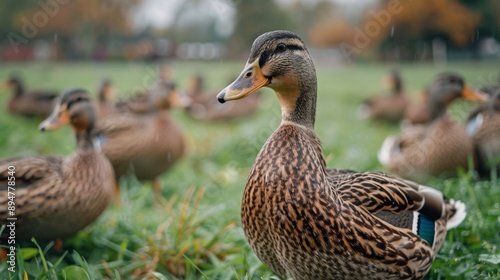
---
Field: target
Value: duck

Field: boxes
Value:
[378,73,488,181]
[97,82,186,197]
[94,78,116,119]
[466,89,500,177]
[358,70,409,122]
[113,65,179,115]
[0,89,115,241]
[216,30,466,280]
[185,75,261,121]
[2,76,58,118]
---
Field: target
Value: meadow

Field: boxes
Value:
[0,60,499,279]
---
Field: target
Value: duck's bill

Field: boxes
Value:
[38,102,70,131]
[217,60,269,103]
[462,86,489,102]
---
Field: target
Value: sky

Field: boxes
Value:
[131,0,379,30]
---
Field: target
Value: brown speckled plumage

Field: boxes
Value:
[0,89,115,241]
[217,30,466,280]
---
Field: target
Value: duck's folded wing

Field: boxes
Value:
[332,172,446,221]
[0,156,63,190]
[0,156,63,219]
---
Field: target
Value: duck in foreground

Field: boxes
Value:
[467,90,500,177]
[378,73,488,181]
[2,76,58,118]
[0,89,115,241]
[217,30,466,280]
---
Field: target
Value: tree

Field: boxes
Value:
[226,0,294,58]
[370,0,481,58]
[2,1,142,59]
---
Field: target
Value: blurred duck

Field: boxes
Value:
[467,90,500,177]
[113,64,179,114]
[217,30,465,279]
[2,76,58,118]
[97,83,186,198]
[0,89,115,241]
[185,75,261,121]
[379,73,488,181]
[95,78,116,119]
[359,70,409,122]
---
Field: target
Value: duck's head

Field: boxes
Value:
[384,70,403,94]
[158,64,173,83]
[428,73,487,119]
[39,88,96,133]
[187,75,204,96]
[218,30,316,127]
[3,76,23,93]
[98,79,114,102]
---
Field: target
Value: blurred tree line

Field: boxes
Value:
[0,0,498,61]
[0,0,141,60]
[308,0,499,61]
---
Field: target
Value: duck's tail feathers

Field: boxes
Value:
[446,199,467,230]
[378,135,398,166]
[357,104,371,120]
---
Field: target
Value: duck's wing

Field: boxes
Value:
[0,156,63,190]
[332,171,466,234]
[0,156,64,220]
[331,171,426,214]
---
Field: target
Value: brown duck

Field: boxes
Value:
[0,89,115,241]
[98,83,186,196]
[359,70,409,122]
[94,78,116,119]
[467,90,500,177]
[217,30,466,280]
[378,73,487,181]
[2,76,58,118]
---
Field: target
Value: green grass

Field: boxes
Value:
[0,60,499,279]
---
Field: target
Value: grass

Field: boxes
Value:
[0,60,499,279]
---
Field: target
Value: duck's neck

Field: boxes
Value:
[75,128,97,152]
[392,77,402,95]
[428,96,447,121]
[276,71,317,129]
[98,92,106,103]
[13,83,24,97]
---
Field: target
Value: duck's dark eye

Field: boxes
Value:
[276,43,286,53]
